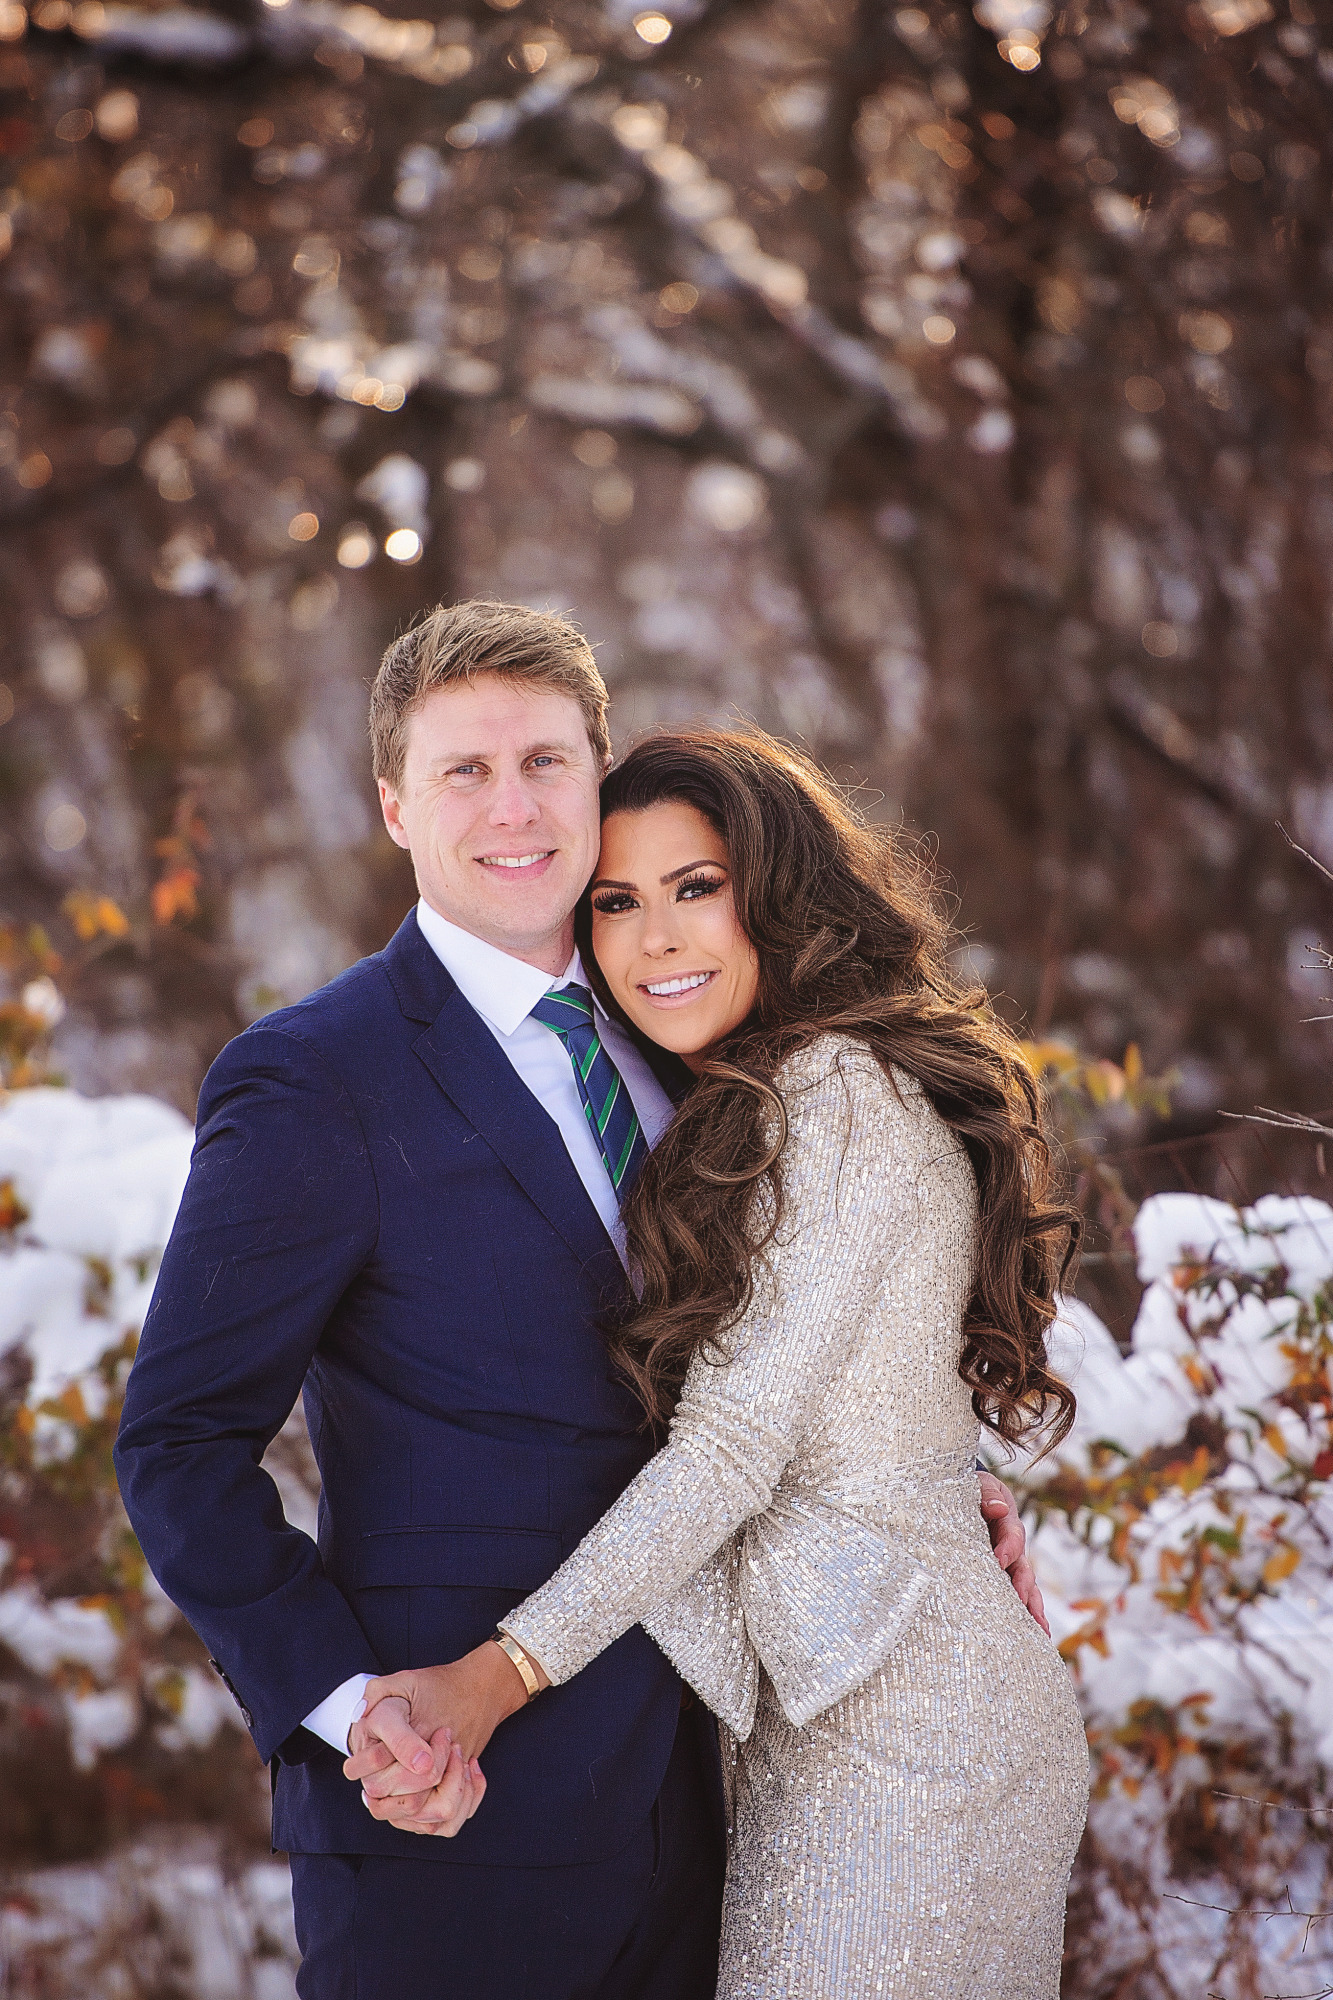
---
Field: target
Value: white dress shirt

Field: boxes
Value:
[301,899,678,1754]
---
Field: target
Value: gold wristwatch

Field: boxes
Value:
[492,1630,543,1701]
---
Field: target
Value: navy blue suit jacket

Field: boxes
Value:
[114,912,687,1866]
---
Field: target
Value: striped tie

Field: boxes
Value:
[530,982,650,1199]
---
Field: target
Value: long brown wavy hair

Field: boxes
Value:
[575,727,1079,1454]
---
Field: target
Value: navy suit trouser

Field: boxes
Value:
[288,1701,725,1999]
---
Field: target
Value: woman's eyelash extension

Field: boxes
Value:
[676,873,724,900]
[591,892,635,913]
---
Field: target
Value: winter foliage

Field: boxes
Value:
[1018,1192,1333,1997]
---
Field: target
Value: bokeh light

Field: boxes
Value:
[43,804,88,851]
[337,525,375,568]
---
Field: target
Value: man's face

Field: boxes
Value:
[379,677,603,969]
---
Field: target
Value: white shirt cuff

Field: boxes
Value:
[302,1672,374,1754]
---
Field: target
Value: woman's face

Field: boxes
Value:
[589,802,760,1066]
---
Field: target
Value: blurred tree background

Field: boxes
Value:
[0,0,1330,1132]
[3,0,1333,1992]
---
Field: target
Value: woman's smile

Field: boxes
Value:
[639,969,718,1002]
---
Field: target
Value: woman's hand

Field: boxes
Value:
[343,1641,536,1831]
[359,1644,533,1762]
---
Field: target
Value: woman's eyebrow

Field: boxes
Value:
[590,860,725,892]
[661,859,724,884]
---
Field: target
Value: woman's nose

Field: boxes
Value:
[639,906,684,956]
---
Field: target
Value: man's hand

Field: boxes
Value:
[978,1469,1049,1636]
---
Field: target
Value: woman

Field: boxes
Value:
[355,730,1089,1998]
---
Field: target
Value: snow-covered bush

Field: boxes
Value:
[1016,1192,1333,1999]
[0,1088,308,1870]
[0,1084,311,1991]
[0,1829,299,2000]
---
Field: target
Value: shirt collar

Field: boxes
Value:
[415,897,592,1037]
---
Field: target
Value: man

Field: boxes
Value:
[115,600,1044,1999]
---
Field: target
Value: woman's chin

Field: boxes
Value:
[623,1005,714,1058]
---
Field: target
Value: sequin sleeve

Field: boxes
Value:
[501,1037,940,1736]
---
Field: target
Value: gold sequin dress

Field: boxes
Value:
[502,1036,1089,1999]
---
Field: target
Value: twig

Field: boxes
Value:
[1212,1790,1333,1817]
[1218,1109,1333,1140]
[1167,1884,1333,1954]
[1209,1989,1333,1999]
[1278,822,1333,890]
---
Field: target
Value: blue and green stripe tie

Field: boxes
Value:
[530,982,649,1200]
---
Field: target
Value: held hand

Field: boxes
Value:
[343,1699,448,1820]
[359,1730,487,1837]
[978,1470,1050,1637]
[345,1692,445,1793]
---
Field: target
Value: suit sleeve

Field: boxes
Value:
[114,1024,383,1764]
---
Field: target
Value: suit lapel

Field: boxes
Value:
[382,914,624,1283]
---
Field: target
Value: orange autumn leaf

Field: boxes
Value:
[62,889,130,942]
[1176,1445,1213,1493]
[151,866,200,927]
[1179,1354,1214,1395]
[1263,1544,1301,1586]
[0,1178,29,1231]
[54,1382,87,1425]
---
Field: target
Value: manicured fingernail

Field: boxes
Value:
[412,1751,432,1772]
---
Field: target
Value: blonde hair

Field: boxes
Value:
[369,600,612,789]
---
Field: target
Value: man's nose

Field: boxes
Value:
[486,771,541,825]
